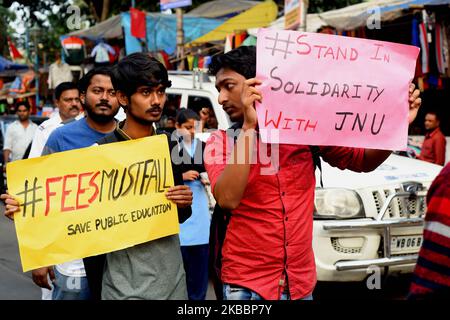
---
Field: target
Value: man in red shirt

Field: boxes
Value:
[204,46,422,300]
[417,112,446,165]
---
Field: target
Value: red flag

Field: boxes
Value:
[7,37,23,60]
[130,7,146,39]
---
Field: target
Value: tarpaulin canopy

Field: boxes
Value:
[68,15,123,39]
[121,12,223,55]
[269,0,450,32]
[190,0,278,44]
[0,55,28,72]
[67,12,223,55]
[186,0,261,18]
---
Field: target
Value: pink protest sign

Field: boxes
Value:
[256,29,420,150]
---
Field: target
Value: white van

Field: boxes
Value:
[165,70,443,282]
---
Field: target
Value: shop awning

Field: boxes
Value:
[269,0,450,32]
[190,0,278,44]
[68,15,123,39]
[67,12,223,55]
[186,0,261,18]
[0,55,28,72]
[122,12,223,55]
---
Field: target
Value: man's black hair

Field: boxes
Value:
[54,81,78,100]
[111,52,172,98]
[426,111,441,121]
[209,46,256,80]
[78,67,114,94]
[15,100,30,111]
[176,108,200,125]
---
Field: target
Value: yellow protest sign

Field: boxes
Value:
[7,135,179,272]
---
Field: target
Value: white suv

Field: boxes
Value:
[165,70,443,282]
[313,156,441,281]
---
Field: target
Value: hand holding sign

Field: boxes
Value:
[256,29,420,150]
[408,83,421,124]
[6,135,180,272]
[165,185,193,208]
[32,266,55,290]
[241,78,262,131]
[1,192,19,220]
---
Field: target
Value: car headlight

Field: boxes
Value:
[314,188,365,219]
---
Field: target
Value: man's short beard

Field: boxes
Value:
[85,105,116,124]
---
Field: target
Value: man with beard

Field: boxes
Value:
[30,67,120,300]
[84,52,192,300]
[3,101,38,165]
[28,82,83,159]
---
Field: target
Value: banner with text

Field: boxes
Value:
[256,29,420,150]
[160,0,192,11]
[284,0,301,30]
[7,135,178,272]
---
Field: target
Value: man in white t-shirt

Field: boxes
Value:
[3,101,37,164]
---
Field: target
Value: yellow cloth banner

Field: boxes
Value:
[7,135,179,272]
[190,0,278,44]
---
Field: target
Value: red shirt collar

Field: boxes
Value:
[426,127,441,138]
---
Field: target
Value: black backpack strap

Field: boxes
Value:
[209,204,231,300]
[83,255,106,300]
[309,146,323,188]
[97,131,120,145]
[208,124,239,300]
[156,128,167,135]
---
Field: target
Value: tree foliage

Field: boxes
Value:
[0,0,364,60]
[82,0,209,22]
[308,0,363,13]
[0,5,16,57]
[0,1,93,60]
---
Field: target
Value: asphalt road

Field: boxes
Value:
[0,205,41,300]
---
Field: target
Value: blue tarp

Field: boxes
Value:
[121,12,223,55]
[379,0,450,14]
[0,56,28,72]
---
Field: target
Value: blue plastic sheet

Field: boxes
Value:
[122,12,223,55]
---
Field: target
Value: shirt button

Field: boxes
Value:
[285,217,288,221]
[281,192,285,196]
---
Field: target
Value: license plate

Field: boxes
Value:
[391,235,423,254]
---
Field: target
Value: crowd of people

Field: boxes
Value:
[0,47,448,301]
